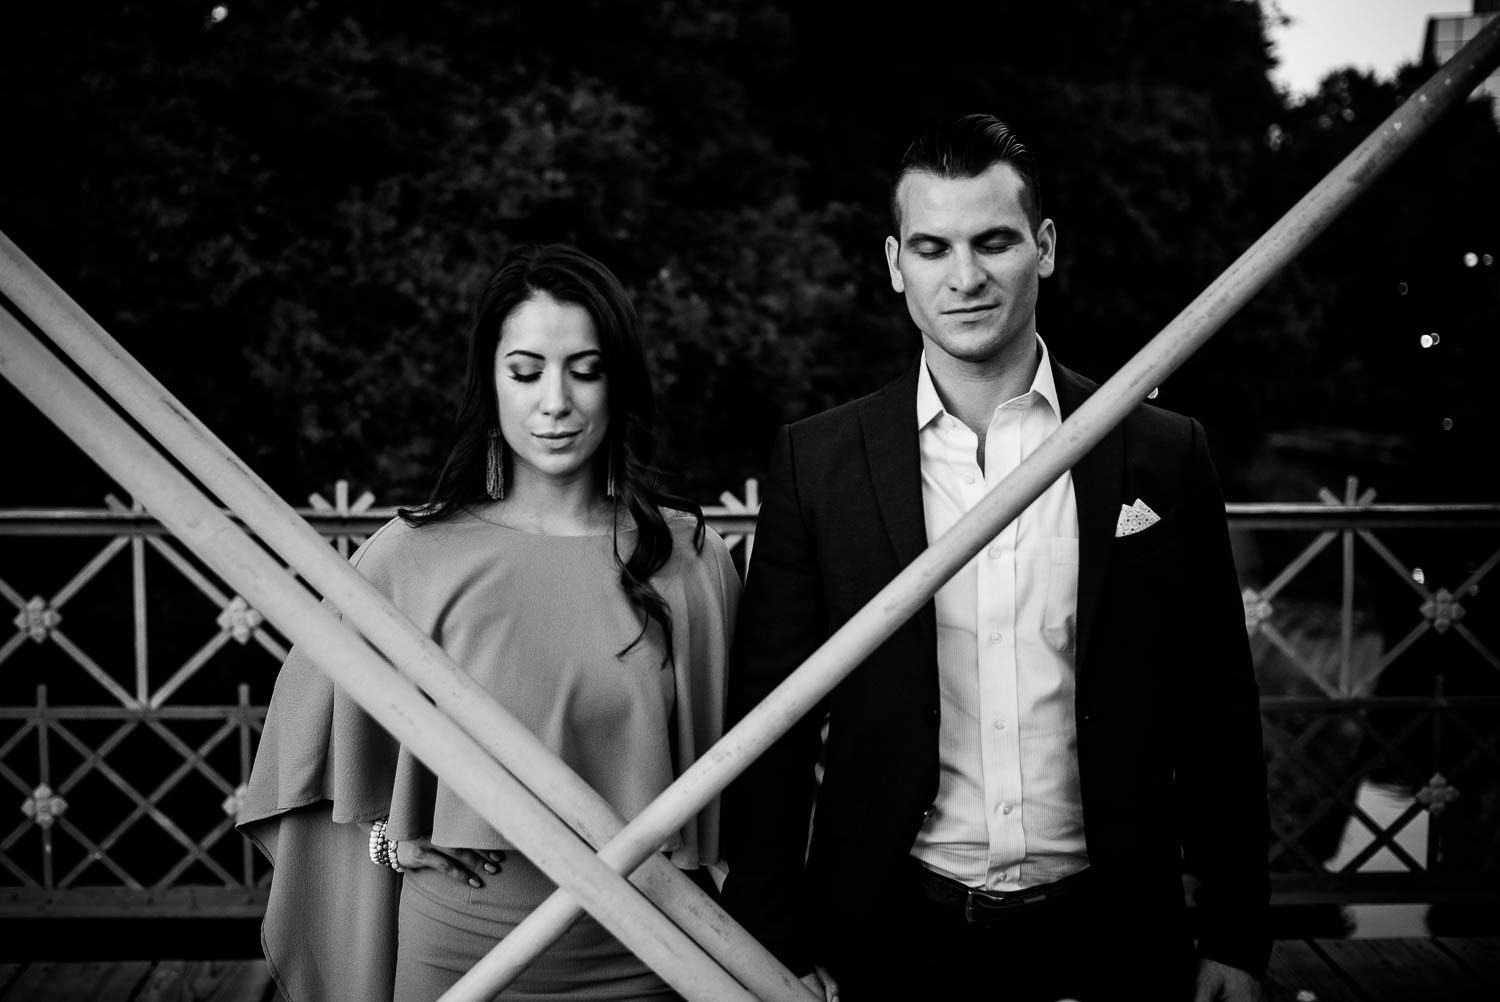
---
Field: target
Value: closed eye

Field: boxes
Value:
[906,235,949,259]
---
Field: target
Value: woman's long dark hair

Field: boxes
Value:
[400,244,704,663]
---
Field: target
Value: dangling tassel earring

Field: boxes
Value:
[605,448,617,500]
[485,430,506,500]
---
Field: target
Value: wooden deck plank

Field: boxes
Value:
[1435,938,1500,990]
[0,961,151,1001]
[137,960,275,1002]
[0,939,1490,1002]
[1266,939,1366,1002]
[1315,938,1491,1002]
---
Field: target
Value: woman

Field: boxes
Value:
[238,244,737,1001]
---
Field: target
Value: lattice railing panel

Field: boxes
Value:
[0,479,1496,915]
[1241,478,1500,701]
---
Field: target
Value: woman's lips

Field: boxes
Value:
[531,431,581,451]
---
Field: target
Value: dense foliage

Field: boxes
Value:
[1,0,1495,504]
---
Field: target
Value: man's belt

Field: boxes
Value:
[912,862,1094,925]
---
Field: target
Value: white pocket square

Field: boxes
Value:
[1115,498,1160,537]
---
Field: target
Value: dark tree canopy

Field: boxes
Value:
[1,0,1495,506]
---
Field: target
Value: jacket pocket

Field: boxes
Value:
[1111,513,1182,566]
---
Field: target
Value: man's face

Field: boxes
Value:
[885,164,1056,369]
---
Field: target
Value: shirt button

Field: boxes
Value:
[1000,802,1014,816]
[988,546,1001,559]
[962,474,976,485]
[993,718,1007,731]
[989,631,1002,645]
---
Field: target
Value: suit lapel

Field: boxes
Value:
[857,361,935,651]
[1053,361,1123,678]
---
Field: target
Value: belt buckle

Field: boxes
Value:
[962,887,1010,924]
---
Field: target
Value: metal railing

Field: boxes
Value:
[2,482,1497,917]
[0,481,760,919]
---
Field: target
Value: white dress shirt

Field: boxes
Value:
[910,336,1089,891]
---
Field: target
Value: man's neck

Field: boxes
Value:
[923,333,1042,438]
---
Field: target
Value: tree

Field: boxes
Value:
[6,1,1492,507]
[1249,65,1500,502]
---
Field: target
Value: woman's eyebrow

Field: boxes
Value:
[502,349,603,362]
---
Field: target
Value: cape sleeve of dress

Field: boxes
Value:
[663,522,741,871]
[234,519,409,1002]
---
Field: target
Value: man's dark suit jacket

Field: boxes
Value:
[720,357,1270,984]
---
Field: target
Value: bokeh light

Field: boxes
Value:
[1420,333,1440,348]
[1463,251,1479,267]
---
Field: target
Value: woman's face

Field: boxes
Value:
[493,292,610,491]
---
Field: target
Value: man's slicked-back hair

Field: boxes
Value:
[891,113,1042,234]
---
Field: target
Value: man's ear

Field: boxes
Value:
[1036,218,1057,279]
[885,235,905,293]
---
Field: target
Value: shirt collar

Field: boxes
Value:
[916,334,1061,430]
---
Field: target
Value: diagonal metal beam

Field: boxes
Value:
[2,272,812,996]
[4,12,1499,991]
[0,309,763,1002]
[472,17,1500,981]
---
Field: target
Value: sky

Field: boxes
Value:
[1267,0,1472,96]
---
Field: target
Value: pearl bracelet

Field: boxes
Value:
[368,818,404,872]
[368,818,388,866]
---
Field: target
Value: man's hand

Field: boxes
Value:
[800,963,839,1002]
[1193,958,1264,1002]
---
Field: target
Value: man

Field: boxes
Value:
[720,114,1269,1002]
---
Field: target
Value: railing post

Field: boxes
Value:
[1428,674,1446,873]
[131,497,149,704]
[1341,477,1358,697]
[35,685,52,893]
[237,682,255,901]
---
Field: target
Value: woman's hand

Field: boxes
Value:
[392,838,506,888]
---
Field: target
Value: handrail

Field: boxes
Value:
[471,13,1500,985]
[0,308,758,1002]
[0,506,764,537]
[2,504,1497,537]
